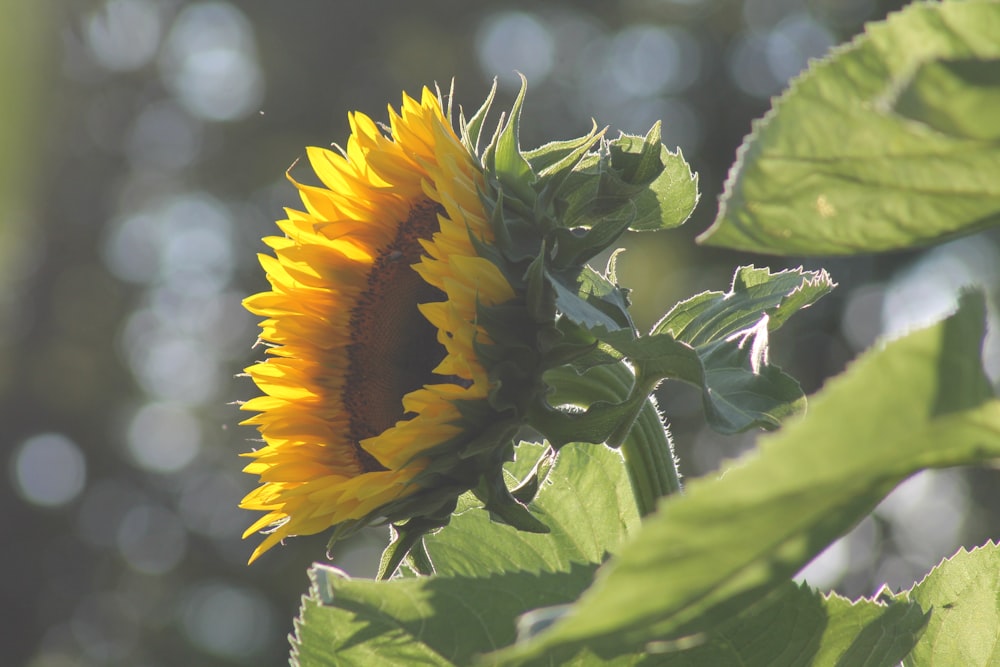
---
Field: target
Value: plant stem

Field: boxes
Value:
[619,390,682,515]
[544,363,682,516]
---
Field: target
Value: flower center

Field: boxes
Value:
[345,201,446,471]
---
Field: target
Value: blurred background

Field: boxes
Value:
[4,0,999,664]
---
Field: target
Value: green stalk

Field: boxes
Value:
[543,363,682,516]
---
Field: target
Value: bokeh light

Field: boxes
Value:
[85,0,163,73]
[12,433,87,508]
[126,401,202,473]
[179,581,275,660]
[126,99,204,171]
[476,12,555,88]
[117,504,189,574]
[159,2,264,121]
[840,283,885,351]
[609,25,702,96]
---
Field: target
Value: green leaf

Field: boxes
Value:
[595,325,805,435]
[699,1,1000,255]
[825,591,928,667]
[492,292,1000,664]
[549,213,635,269]
[550,125,698,235]
[575,266,831,434]
[548,264,635,333]
[697,331,806,433]
[606,125,699,232]
[290,442,641,666]
[894,58,1000,142]
[653,265,835,344]
[426,442,640,576]
[904,541,1000,667]
[640,582,927,667]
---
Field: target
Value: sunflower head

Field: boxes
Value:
[240,78,693,568]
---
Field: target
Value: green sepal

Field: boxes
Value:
[478,188,540,265]
[475,301,538,351]
[523,122,605,175]
[403,533,435,578]
[483,74,536,206]
[530,123,607,221]
[509,445,557,505]
[376,480,469,522]
[548,210,635,269]
[473,469,551,534]
[548,264,634,333]
[530,366,641,449]
[376,512,455,580]
[459,78,497,155]
[539,317,601,368]
[524,243,556,324]
[449,403,523,461]
[486,358,540,414]
[325,519,365,557]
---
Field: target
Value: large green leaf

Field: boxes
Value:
[290,442,641,666]
[699,1,1000,255]
[493,293,1000,664]
[903,541,1000,666]
[645,582,927,667]
[822,592,928,667]
[894,58,1000,142]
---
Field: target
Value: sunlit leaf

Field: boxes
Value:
[652,265,834,343]
[894,58,1000,142]
[903,541,1000,667]
[644,582,927,667]
[699,1,1000,254]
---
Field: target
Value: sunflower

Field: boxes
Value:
[240,80,691,568]
[239,88,515,563]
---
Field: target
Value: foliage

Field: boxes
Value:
[292,2,1000,665]
[699,0,1000,254]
